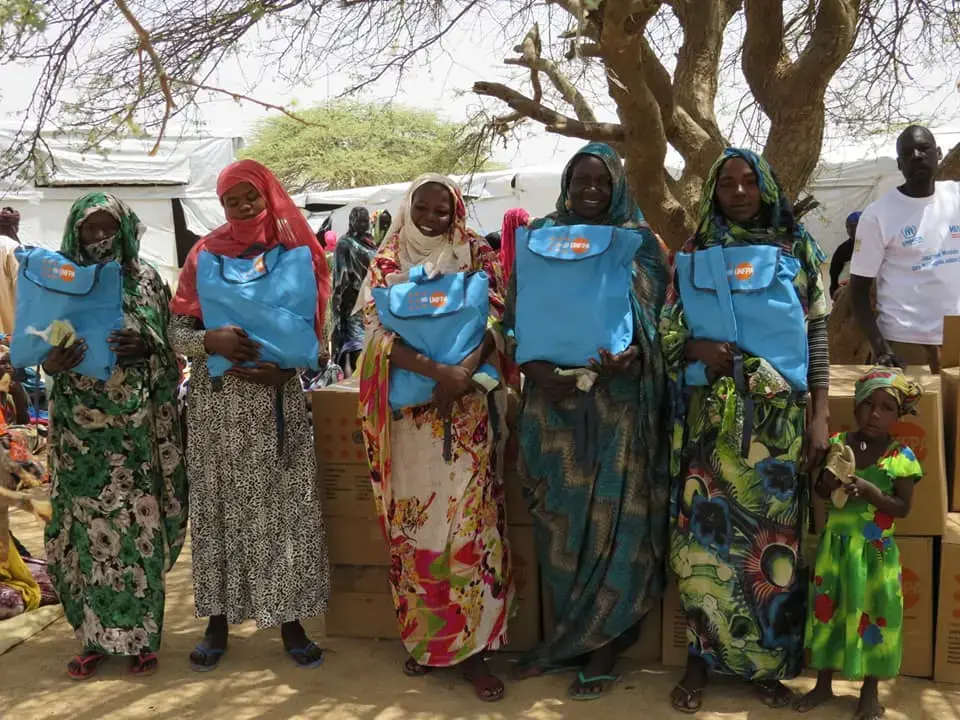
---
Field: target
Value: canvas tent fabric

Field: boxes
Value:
[0,126,239,287]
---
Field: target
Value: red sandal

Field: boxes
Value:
[67,652,106,680]
[130,652,158,676]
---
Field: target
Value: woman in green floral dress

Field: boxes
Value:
[798,367,922,720]
[661,149,832,713]
[43,193,188,679]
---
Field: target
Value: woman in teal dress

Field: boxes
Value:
[797,367,922,720]
[661,149,831,712]
[505,142,671,700]
[43,193,188,679]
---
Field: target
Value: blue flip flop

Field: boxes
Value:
[190,645,225,673]
[287,641,324,669]
[568,671,619,701]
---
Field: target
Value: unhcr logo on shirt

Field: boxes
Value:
[901,225,922,247]
[950,224,960,240]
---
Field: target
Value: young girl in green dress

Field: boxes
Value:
[797,366,923,720]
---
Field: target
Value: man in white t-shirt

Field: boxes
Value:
[849,125,960,372]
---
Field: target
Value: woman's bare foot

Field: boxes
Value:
[855,677,885,720]
[794,670,835,713]
[670,654,708,713]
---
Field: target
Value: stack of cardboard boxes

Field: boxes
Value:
[312,381,542,652]
[935,366,960,683]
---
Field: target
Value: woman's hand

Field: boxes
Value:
[522,361,577,404]
[431,364,475,418]
[109,329,149,362]
[685,340,734,377]
[204,327,260,364]
[804,412,830,470]
[227,363,294,387]
[42,337,86,375]
[589,346,638,375]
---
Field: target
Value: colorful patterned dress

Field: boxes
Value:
[43,193,188,656]
[661,150,828,681]
[504,142,671,667]
[357,175,513,667]
[806,432,921,679]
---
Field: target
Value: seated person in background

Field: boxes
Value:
[849,125,960,373]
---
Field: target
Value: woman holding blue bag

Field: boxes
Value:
[661,149,830,713]
[504,143,671,701]
[356,174,513,702]
[39,193,188,679]
[170,160,330,673]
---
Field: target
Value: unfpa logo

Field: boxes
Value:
[892,420,926,462]
[42,259,76,283]
[428,292,447,308]
[570,237,591,255]
[58,264,76,282]
[732,262,754,281]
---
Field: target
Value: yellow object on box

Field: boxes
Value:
[813,366,946,537]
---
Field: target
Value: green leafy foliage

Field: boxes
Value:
[240,101,498,192]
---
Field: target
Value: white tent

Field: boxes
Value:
[299,158,906,253]
[0,126,240,286]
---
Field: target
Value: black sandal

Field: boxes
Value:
[670,684,703,714]
[403,657,432,677]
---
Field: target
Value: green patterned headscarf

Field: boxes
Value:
[695,147,796,249]
[855,366,923,416]
[551,142,647,228]
[60,192,145,266]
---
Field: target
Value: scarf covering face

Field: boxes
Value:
[499,208,529,284]
[170,159,331,336]
[347,207,373,244]
[855,366,923,416]
[550,142,647,228]
[60,192,145,266]
[0,207,20,242]
[695,147,799,249]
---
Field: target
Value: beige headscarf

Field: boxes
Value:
[354,173,474,315]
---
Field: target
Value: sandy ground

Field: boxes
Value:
[3,508,960,720]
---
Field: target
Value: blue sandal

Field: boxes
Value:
[568,671,619,701]
[287,641,324,669]
[189,645,225,673]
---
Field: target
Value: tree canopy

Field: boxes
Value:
[1,1,959,247]
[240,102,493,193]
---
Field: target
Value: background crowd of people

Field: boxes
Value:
[0,123,957,720]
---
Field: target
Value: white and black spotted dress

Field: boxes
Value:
[170,315,329,628]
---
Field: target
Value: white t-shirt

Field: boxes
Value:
[850,180,960,344]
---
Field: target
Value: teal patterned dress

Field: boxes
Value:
[660,149,828,680]
[504,142,671,667]
[806,432,921,679]
[44,193,188,656]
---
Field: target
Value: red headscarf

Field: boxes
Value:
[170,160,331,336]
[499,208,529,285]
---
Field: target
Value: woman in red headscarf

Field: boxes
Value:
[170,160,331,673]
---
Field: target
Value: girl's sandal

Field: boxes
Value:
[67,652,106,681]
[130,652,158,676]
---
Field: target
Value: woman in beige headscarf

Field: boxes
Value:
[356,174,514,702]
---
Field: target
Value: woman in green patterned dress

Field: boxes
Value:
[797,367,922,720]
[43,193,188,679]
[661,149,831,712]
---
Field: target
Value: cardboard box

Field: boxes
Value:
[815,366,947,536]
[935,514,960,683]
[661,578,688,667]
[326,565,397,640]
[942,369,960,511]
[326,517,390,566]
[899,536,934,678]
[312,379,365,465]
[503,523,541,652]
[942,316,960,369]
